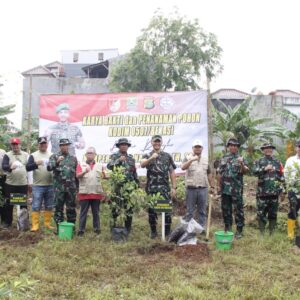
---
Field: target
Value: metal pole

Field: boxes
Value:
[206,74,214,166]
[27,75,32,153]
[162,212,165,241]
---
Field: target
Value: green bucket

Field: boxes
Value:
[58,222,75,240]
[215,230,234,250]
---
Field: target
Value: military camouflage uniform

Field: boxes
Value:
[48,152,78,224]
[48,123,83,156]
[142,151,176,234]
[107,152,138,231]
[253,156,284,229]
[218,153,246,231]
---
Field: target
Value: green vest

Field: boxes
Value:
[6,151,29,186]
[32,151,53,186]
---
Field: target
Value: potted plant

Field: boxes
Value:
[107,166,144,242]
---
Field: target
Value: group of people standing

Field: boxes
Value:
[0,134,299,242]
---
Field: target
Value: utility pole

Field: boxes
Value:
[26,75,32,153]
[206,73,214,168]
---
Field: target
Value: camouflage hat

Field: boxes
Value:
[59,138,71,145]
[116,138,131,147]
[226,138,240,147]
[38,136,47,144]
[260,143,276,150]
[56,103,70,113]
[151,135,162,142]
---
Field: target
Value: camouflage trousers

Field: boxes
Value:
[221,194,245,229]
[53,189,77,224]
[288,191,300,220]
[256,195,279,224]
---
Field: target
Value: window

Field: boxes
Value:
[98,52,104,61]
[73,52,79,62]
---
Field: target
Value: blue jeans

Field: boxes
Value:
[32,186,54,212]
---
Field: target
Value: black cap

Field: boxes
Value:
[260,143,276,150]
[59,138,72,145]
[116,138,131,148]
[226,138,240,147]
[38,137,47,144]
[151,135,162,142]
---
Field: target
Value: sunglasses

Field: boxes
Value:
[86,152,95,154]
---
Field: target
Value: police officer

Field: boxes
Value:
[107,138,138,234]
[141,135,177,239]
[48,138,77,232]
[44,103,85,156]
[253,143,284,235]
[284,140,300,240]
[217,138,249,239]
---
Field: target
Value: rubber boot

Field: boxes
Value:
[165,224,171,237]
[44,211,54,230]
[235,226,243,239]
[30,211,40,232]
[258,220,265,235]
[150,224,157,239]
[224,224,232,232]
[125,216,132,235]
[287,219,296,240]
[269,219,276,235]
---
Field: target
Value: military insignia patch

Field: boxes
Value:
[126,97,138,111]
[160,96,174,110]
[109,98,121,113]
[144,97,155,109]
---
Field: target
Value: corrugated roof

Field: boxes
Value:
[22,65,56,77]
[275,89,300,97]
[212,88,250,100]
[45,61,63,68]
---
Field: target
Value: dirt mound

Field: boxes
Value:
[174,244,210,262]
[136,243,210,263]
[0,229,43,247]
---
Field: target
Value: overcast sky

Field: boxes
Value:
[1,0,300,127]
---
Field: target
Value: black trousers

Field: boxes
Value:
[2,184,28,226]
[79,199,100,232]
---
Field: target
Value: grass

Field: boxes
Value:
[0,205,299,300]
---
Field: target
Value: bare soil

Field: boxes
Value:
[0,228,43,247]
[136,242,210,263]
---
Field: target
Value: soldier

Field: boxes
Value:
[284,140,300,240]
[253,143,284,235]
[44,103,85,156]
[107,138,138,234]
[217,138,249,239]
[47,138,77,232]
[2,138,30,228]
[26,137,54,231]
[76,147,105,236]
[141,135,177,239]
[181,139,215,229]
